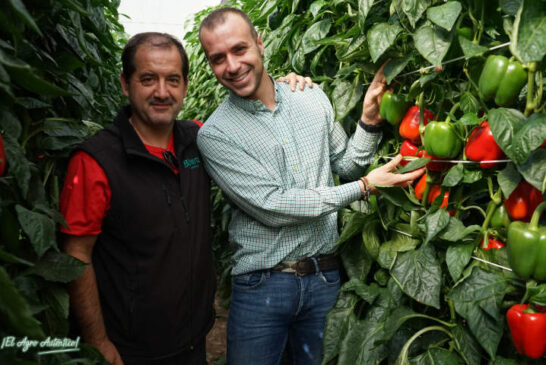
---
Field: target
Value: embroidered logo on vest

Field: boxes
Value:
[183,156,201,169]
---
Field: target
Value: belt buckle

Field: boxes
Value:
[295,259,309,276]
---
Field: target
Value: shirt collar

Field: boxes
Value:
[227,75,282,113]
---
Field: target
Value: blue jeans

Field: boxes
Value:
[227,269,340,365]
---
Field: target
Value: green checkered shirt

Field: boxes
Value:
[197,80,382,275]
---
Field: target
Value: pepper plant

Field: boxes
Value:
[0,0,125,363]
[182,0,546,363]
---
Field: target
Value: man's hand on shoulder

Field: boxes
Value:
[277,72,313,92]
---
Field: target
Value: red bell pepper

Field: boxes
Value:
[464,121,506,168]
[423,152,450,171]
[480,237,504,250]
[400,140,423,167]
[399,106,434,145]
[505,180,543,222]
[507,304,546,359]
[414,174,451,212]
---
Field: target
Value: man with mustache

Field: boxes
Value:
[60,32,308,364]
[197,8,424,365]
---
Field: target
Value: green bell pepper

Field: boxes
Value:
[379,91,409,125]
[507,202,546,280]
[478,55,527,106]
[423,121,462,159]
[490,203,511,229]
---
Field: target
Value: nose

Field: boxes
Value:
[154,79,169,99]
[225,54,240,74]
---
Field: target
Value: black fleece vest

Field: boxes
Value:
[78,107,215,359]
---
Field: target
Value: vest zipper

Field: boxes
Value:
[162,184,172,205]
[180,196,190,223]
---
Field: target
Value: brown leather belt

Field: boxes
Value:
[272,254,339,276]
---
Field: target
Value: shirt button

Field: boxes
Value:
[293,167,298,172]
[283,138,288,143]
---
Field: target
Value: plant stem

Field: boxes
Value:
[525,62,537,117]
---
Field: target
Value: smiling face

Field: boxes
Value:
[120,44,187,131]
[200,13,267,100]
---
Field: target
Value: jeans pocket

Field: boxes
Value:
[318,269,340,287]
[232,271,266,290]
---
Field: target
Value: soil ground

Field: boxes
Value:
[206,297,228,364]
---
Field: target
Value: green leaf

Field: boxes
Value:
[337,299,391,364]
[488,108,526,161]
[332,78,363,121]
[322,292,358,364]
[362,219,381,260]
[498,163,521,197]
[376,186,419,211]
[8,67,72,96]
[29,251,87,283]
[511,113,546,164]
[378,231,419,269]
[423,209,451,245]
[367,22,402,62]
[15,205,56,257]
[291,46,306,74]
[6,0,42,35]
[337,211,367,245]
[0,109,22,139]
[358,0,375,25]
[302,19,332,54]
[451,324,482,365]
[512,0,546,63]
[384,58,411,85]
[336,35,368,62]
[426,1,462,31]
[442,163,464,187]
[447,267,509,357]
[446,242,475,281]
[410,347,465,365]
[340,237,373,281]
[382,306,416,340]
[414,23,452,66]
[489,356,519,365]
[0,267,44,338]
[500,0,523,16]
[440,217,480,242]
[396,157,430,174]
[459,36,488,59]
[341,279,381,304]
[43,118,89,138]
[310,0,329,18]
[394,0,430,29]
[459,92,481,114]
[517,149,546,191]
[0,48,30,69]
[391,244,442,309]
[458,112,483,126]
[0,246,33,266]
[3,135,31,197]
[462,168,482,184]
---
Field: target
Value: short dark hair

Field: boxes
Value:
[122,32,189,83]
[199,7,258,47]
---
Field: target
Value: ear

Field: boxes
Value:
[120,74,130,97]
[257,34,264,57]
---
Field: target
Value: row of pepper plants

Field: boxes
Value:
[0,0,125,363]
[182,0,546,363]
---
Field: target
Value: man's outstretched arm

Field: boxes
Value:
[64,235,123,365]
